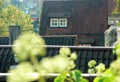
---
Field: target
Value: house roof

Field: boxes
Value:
[0,35,77,46]
[45,46,116,73]
[0,45,116,73]
[42,35,77,45]
[0,46,15,73]
[47,12,71,18]
[0,37,9,45]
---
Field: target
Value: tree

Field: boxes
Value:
[0,0,3,15]
[0,0,33,36]
[112,0,120,15]
[0,0,7,36]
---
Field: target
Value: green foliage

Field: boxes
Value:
[7,62,40,82]
[93,39,120,82]
[111,0,120,26]
[0,1,33,36]
[112,0,120,16]
[38,47,77,74]
[7,32,87,82]
[13,32,46,61]
[54,70,88,82]
[95,63,106,74]
[88,60,97,74]
[54,72,67,82]
[113,39,120,58]
[0,0,3,15]
[88,60,105,74]
[7,32,46,82]
[59,47,71,56]
[88,60,97,68]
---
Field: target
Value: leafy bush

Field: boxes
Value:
[93,39,120,82]
[7,32,88,82]
[88,60,105,74]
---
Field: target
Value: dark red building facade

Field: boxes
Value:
[40,0,115,46]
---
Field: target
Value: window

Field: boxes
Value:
[50,18,58,27]
[50,18,67,27]
[59,18,67,27]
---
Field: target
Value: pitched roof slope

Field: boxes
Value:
[0,45,116,73]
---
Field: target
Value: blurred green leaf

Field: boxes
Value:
[70,70,81,82]
[54,72,67,82]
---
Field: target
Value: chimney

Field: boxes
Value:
[9,26,20,45]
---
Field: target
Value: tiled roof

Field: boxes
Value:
[46,46,116,73]
[0,35,77,46]
[42,35,77,45]
[0,46,15,73]
[0,37,9,45]
[0,45,116,73]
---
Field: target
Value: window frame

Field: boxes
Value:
[50,18,59,27]
[59,18,67,27]
[50,18,67,28]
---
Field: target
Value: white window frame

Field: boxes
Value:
[50,18,67,27]
[59,18,67,27]
[50,18,58,27]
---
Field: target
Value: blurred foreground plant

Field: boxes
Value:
[93,39,120,82]
[88,60,105,74]
[7,32,88,82]
[54,70,88,82]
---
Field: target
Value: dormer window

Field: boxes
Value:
[59,18,67,27]
[50,18,67,27]
[50,18,58,27]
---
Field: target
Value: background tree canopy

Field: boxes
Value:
[0,0,33,36]
[112,0,120,15]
